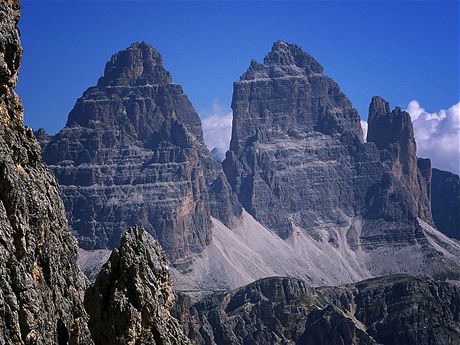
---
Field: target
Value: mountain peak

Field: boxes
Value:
[241,40,323,80]
[368,96,391,120]
[265,40,323,72]
[97,41,172,87]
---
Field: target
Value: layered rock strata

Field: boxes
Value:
[222,41,452,280]
[76,41,460,293]
[41,42,240,261]
[223,40,366,239]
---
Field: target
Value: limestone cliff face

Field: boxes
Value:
[175,275,460,345]
[0,1,93,343]
[366,96,432,224]
[223,40,433,244]
[230,40,363,157]
[85,227,190,345]
[359,97,435,252]
[431,168,460,240]
[41,42,239,261]
[221,41,457,283]
[224,40,369,239]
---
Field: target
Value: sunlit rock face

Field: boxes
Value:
[85,227,191,345]
[0,1,93,343]
[41,42,240,262]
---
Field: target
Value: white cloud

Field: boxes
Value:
[201,100,233,161]
[360,120,368,142]
[201,99,460,175]
[406,100,460,175]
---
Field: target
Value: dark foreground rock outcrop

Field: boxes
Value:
[85,227,190,345]
[40,42,240,262]
[431,168,460,240]
[174,275,460,345]
[0,1,93,343]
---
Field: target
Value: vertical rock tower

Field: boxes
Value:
[367,96,432,224]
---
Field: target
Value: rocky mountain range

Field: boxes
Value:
[38,39,460,294]
[1,0,460,343]
[173,274,460,345]
[175,42,460,292]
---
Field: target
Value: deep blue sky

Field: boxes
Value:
[17,1,459,134]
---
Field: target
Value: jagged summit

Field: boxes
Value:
[368,96,391,120]
[367,95,414,149]
[64,40,203,139]
[230,41,363,157]
[85,226,190,345]
[241,40,324,81]
[265,40,323,72]
[97,41,172,87]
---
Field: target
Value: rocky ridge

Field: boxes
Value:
[41,42,240,262]
[174,275,460,345]
[85,227,190,345]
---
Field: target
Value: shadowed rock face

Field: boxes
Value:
[0,1,93,343]
[224,41,369,239]
[174,275,460,345]
[41,42,240,261]
[431,168,460,240]
[366,96,432,224]
[230,40,364,156]
[85,227,190,345]
[223,41,432,245]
